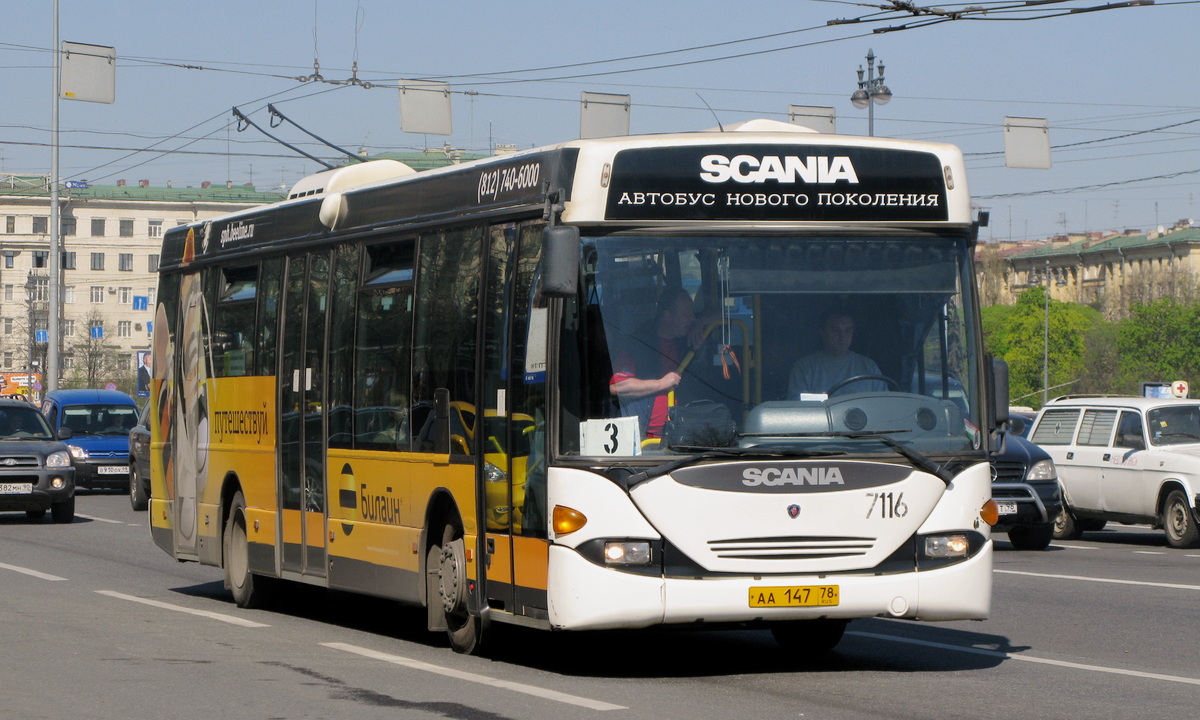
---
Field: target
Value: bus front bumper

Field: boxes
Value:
[545,540,993,631]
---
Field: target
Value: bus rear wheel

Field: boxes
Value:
[429,523,485,655]
[224,490,276,609]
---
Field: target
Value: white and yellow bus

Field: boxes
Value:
[150,119,1008,654]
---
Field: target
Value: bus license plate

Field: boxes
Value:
[996,501,1018,515]
[98,465,129,475]
[0,482,33,495]
[749,585,839,608]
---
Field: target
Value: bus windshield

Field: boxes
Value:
[560,233,980,460]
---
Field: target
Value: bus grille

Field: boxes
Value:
[708,536,875,560]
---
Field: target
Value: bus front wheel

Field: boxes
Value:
[429,523,485,655]
[771,619,848,654]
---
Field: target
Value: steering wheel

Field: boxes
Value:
[825,374,899,395]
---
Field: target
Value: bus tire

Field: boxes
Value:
[432,523,485,655]
[224,490,276,609]
[771,619,848,654]
[1162,490,1200,549]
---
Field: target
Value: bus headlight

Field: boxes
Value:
[924,534,970,558]
[603,541,652,566]
[67,445,88,460]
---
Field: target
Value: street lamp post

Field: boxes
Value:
[850,49,892,137]
[1043,260,1050,406]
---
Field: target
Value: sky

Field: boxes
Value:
[2,0,1198,243]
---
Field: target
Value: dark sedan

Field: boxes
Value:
[128,401,151,511]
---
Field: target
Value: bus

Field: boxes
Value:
[149,118,1008,655]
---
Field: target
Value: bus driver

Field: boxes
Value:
[788,310,887,398]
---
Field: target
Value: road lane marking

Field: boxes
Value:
[322,642,627,711]
[1133,551,1166,555]
[96,590,270,628]
[849,630,1200,687]
[76,513,123,525]
[0,562,67,581]
[1047,543,1098,550]
[995,569,1200,592]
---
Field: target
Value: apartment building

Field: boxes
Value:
[0,174,284,394]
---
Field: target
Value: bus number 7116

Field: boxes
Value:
[866,491,907,519]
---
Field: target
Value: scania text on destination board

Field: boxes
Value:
[605,144,949,222]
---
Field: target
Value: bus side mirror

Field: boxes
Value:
[541,226,579,298]
[988,355,1010,431]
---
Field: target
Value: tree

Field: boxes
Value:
[1116,298,1200,389]
[64,310,123,389]
[987,287,1098,408]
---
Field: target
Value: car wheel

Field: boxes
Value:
[129,465,148,511]
[1008,522,1054,550]
[771,619,849,653]
[1161,490,1200,549]
[51,496,75,524]
[223,490,277,608]
[1052,507,1083,540]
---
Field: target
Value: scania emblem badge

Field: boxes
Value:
[787,504,801,518]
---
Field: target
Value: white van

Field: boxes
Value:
[1028,396,1200,548]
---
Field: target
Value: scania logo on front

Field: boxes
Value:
[742,467,846,487]
[699,154,860,185]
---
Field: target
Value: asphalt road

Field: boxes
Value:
[3,491,1198,720]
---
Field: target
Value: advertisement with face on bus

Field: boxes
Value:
[148,119,1005,656]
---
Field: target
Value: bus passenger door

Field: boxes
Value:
[279,252,330,578]
[481,224,549,619]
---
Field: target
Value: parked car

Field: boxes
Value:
[1029,396,1200,548]
[128,401,151,511]
[990,429,1062,550]
[0,397,76,523]
[40,389,139,491]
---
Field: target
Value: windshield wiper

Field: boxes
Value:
[739,429,954,486]
[623,446,847,490]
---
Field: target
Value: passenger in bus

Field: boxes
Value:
[788,310,887,398]
[609,286,698,438]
